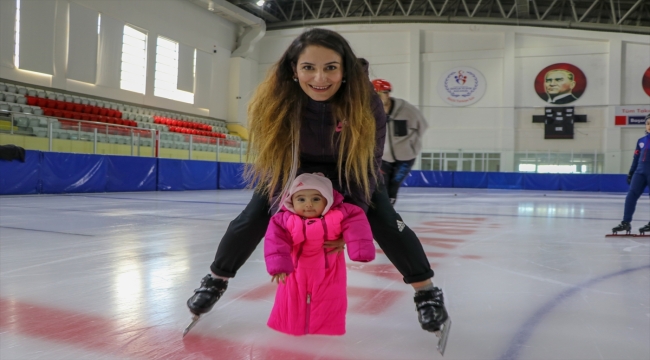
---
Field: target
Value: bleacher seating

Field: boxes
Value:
[0,80,244,155]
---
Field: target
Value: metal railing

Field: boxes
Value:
[0,109,247,162]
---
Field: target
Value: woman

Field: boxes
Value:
[186,28,448,333]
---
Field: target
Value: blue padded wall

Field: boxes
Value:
[0,150,41,195]
[182,160,218,190]
[454,172,488,188]
[403,171,454,187]
[523,173,561,191]
[219,162,247,189]
[560,174,601,191]
[157,158,183,191]
[0,150,634,195]
[106,155,157,192]
[488,172,523,189]
[41,152,107,193]
[599,174,630,193]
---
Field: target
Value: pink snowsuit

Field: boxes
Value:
[264,174,375,336]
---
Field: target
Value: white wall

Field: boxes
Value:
[251,24,650,173]
[0,0,237,119]
[1,0,648,172]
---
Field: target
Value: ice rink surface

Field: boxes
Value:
[1,188,649,360]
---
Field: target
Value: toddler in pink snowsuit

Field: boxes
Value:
[264,173,376,336]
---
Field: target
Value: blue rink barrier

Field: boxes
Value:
[0,150,41,195]
[107,155,157,192]
[523,173,561,191]
[453,171,488,188]
[402,171,454,188]
[488,172,523,189]
[41,152,107,193]
[218,162,247,189]
[0,151,631,195]
[158,158,219,191]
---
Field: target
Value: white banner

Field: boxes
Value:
[615,106,650,126]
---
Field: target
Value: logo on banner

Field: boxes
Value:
[630,116,647,125]
[437,67,486,106]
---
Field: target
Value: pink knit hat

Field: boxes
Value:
[283,173,334,215]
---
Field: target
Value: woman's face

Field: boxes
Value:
[294,45,344,102]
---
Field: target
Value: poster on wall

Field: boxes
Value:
[534,63,587,105]
[437,67,486,106]
[615,105,650,126]
[643,66,650,97]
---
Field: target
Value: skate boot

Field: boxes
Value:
[611,221,631,235]
[639,222,650,235]
[414,287,448,332]
[187,274,228,316]
[414,287,452,355]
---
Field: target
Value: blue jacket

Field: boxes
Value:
[629,133,650,174]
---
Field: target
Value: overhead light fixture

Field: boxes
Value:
[256,0,264,6]
[208,0,214,11]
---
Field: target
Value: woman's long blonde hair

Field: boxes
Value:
[244,29,377,207]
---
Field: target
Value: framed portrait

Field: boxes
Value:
[643,66,650,97]
[534,63,587,105]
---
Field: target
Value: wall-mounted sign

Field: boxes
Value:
[534,63,587,105]
[437,67,486,106]
[615,106,650,126]
[643,67,650,97]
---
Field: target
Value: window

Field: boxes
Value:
[537,165,577,173]
[14,0,20,68]
[154,36,194,104]
[518,164,537,172]
[420,152,500,172]
[514,152,602,174]
[120,25,147,94]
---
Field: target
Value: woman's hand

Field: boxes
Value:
[323,238,345,254]
[271,273,287,284]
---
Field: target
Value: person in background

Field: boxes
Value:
[372,79,429,206]
[612,113,650,235]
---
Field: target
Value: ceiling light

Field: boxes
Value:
[256,0,265,6]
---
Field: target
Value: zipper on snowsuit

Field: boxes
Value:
[321,216,330,269]
[293,218,308,265]
[305,292,312,334]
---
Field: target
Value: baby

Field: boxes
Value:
[264,173,376,335]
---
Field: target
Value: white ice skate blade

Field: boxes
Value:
[434,317,451,356]
[182,314,201,338]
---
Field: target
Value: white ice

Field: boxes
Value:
[1,188,648,360]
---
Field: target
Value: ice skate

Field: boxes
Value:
[638,222,650,236]
[414,287,451,355]
[183,274,228,337]
[606,221,632,237]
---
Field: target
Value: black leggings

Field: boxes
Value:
[211,185,433,283]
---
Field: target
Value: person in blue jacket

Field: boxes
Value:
[612,113,650,235]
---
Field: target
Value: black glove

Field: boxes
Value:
[627,172,633,185]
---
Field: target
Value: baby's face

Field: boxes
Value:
[292,189,327,218]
